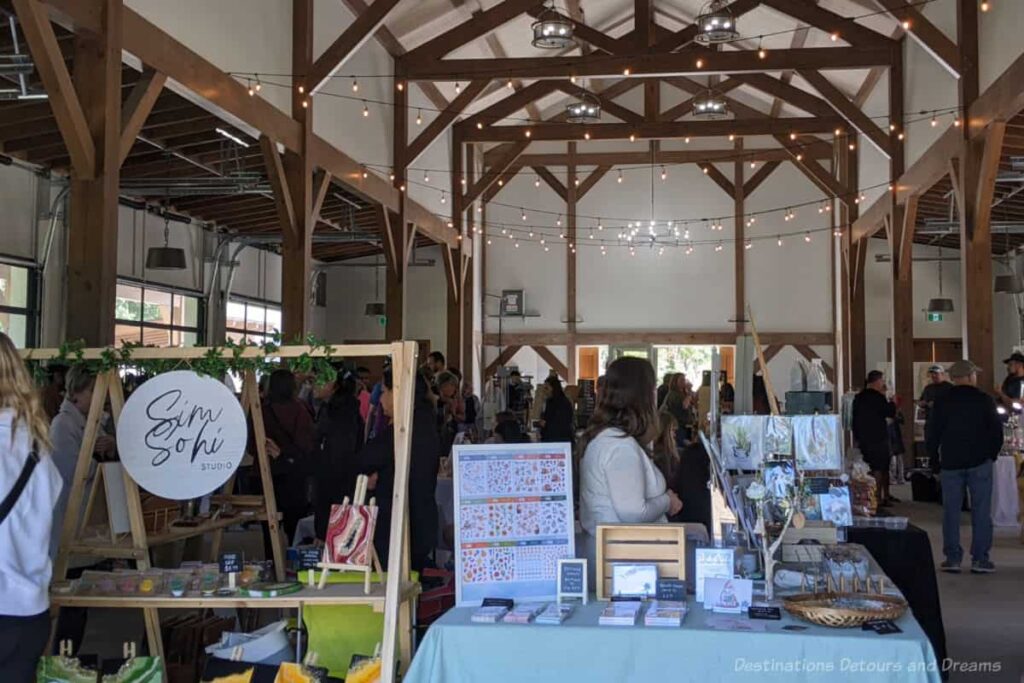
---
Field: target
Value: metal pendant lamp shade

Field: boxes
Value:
[926,297,955,313]
[364,302,385,316]
[146,218,187,270]
[695,0,740,44]
[532,5,575,49]
[566,93,601,123]
[692,90,731,120]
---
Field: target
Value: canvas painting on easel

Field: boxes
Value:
[325,501,378,567]
[721,416,764,470]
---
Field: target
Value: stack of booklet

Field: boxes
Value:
[470,605,510,623]
[643,600,688,627]
[535,602,575,625]
[503,604,545,624]
[598,600,643,626]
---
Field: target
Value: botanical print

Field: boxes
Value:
[793,414,843,471]
[764,415,793,456]
[722,416,765,470]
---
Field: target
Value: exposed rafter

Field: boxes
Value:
[308,0,403,93]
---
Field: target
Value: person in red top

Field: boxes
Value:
[262,369,315,544]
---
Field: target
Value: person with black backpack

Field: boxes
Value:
[0,332,63,681]
[313,368,365,541]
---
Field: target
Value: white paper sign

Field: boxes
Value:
[117,371,247,500]
[695,547,735,603]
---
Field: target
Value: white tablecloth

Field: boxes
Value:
[991,455,1020,527]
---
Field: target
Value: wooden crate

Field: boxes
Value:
[595,524,687,600]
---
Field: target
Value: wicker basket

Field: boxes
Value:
[783,592,908,628]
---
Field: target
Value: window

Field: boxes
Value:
[0,262,37,348]
[226,298,281,345]
[114,282,202,347]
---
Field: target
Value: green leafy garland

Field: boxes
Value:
[32,334,341,386]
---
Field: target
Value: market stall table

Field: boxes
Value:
[846,524,947,666]
[404,596,939,683]
[991,455,1021,527]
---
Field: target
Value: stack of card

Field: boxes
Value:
[471,605,510,623]
[503,604,545,624]
[535,602,575,625]
[644,600,688,627]
[598,600,643,626]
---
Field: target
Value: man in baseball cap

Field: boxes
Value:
[918,364,952,428]
[998,351,1024,409]
[925,360,1003,574]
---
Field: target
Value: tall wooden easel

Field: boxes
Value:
[25,342,419,682]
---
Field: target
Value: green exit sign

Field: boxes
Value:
[927,312,943,322]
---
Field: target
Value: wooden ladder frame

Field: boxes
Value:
[24,341,419,682]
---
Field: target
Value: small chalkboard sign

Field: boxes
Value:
[219,552,242,574]
[298,547,322,570]
[656,578,686,602]
[748,605,782,620]
[557,559,587,604]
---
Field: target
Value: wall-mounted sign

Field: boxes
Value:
[926,312,943,322]
[500,289,525,317]
[117,370,247,500]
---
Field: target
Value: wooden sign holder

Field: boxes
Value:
[24,342,420,683]
[316,473,384,594]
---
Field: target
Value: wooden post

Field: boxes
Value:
[383,207,407,342]
[890,197,917,464]
[447,136,463,366]
[734,137,745,335]
[567,142,578,383]
[67,0,122,346]
[281,0,315,341]
[462,145,477,381]
[841,138,865,388]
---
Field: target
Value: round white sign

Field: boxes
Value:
[117,370,247,500]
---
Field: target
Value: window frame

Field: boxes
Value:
[225,295,282,345]
[0,258,40,348]
[114,278,204,347]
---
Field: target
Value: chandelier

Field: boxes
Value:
[532,4,575,49]
[692,90,731,120]
[566,93,601,123]
[695,0,740,44]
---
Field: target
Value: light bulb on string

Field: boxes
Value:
[396,81,404,91]
[660,166,667,181]
[441,192,447,204]
[584,131,591,140]
[981,1,990,11]
[423,171,429,183]
[361,167,368,179]
[454,82,461,94]
[535,177,541,188]
[685,137,690,144]
[254,76,262,93]
[931,115,938,127]
[902,19,911,29]
[745,239,753,250]
[352,79,359,93]
[630,133,637,142]
[556,215,562,227]
[521,208,527,221]
[804,232,812,243]
[507,79,514,89]
[830,31,839,42]
[362,102,369,117]
[477,122,484,130]
[598,219,604,231]
[702,166,709,175]
[683,228,690,240]
[750,161,757,170]
[777,235,783,247]
[617,170,624,183]
[247,79,255,97]
[757,36,766,60]
[416,110,422,126]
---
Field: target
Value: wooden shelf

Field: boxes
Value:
[68,510,270,558]
[51,581,421,613]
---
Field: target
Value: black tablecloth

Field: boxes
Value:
[847,524,947,665]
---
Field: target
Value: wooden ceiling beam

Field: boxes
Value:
[743,160,781,196]
[259,135,297,240]
[463,116,844,142]
[577,165,610,199]
[771,25,810,117]
[406,79,487,167]
[532,166,567,201]
[555,81,643,125]
[773,133,849,201]
[761,0,894,47]
[118,68,166,166]
[466,140,527,204]
[463,80,560,129]
[399,47,892,81]
[701,163,736,198]
[653,0,762,52]
[510,144,833,166]
[307,0,403,93]
[402,0,545,62]
[798,69,892,157]
[731,73,834,118]
[871,0,961,78]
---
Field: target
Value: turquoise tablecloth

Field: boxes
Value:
[404,598,940,683]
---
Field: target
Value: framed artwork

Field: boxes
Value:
[722,416,765,470]
[819,486,853,527]
[763,416,793,456]
[325,502,378,566]
[793,415,843,471]
[453,442,575,606]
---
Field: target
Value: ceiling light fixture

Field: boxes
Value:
[692,89,731,120]
[215,127,250,148]
[532,3,575,49]
[695,0,740,43]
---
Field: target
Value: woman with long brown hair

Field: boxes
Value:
[652,411,679,484]
[579,357,682,578]
[0,332,63,680]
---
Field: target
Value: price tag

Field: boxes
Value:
[557,559,588,604]
[656,578,686,602]
[219,552,242,575]
[298,547,322,570]
[862,619,902,635]
[748,605,782,620]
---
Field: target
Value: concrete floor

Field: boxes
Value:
[887,484,1024,682]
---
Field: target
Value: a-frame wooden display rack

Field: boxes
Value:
[24,342,419,682]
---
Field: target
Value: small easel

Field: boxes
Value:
[316,474,384,594]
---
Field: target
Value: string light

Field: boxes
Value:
[297,84,305,94]
[715,242,724,253]
[954,117,962,127]
[254,76,262,93]
[416,109,422,125]
[522,208,527,221]
[617,170,624,183]
[660,166,667,181]
[362,101,369,117]
[623,68,631,76]
[507,79,514,89]
[790,132,798,141]
[777,236,783,247]
[247,79,255,97]
[980,1,990,11]
[902,19,911,29]
[525,130,532,138]
[302,99,309,108]
[441,192,446,204]
[745,239,753,250]
[703,166,709,175]
[931,115,938,127]
[830,31,840,41]
[696,58,704,69]
[584,131,591,140]
[535,178,541,188]
[898,131,905,140]
[630,133,637,142]
[757,36,766,60]
[352,79,359,92]
[423,171,430,183]
[685,137,690,144]
[750,161,757,170]
[804,232,812,243]
[361,167,368,179]
[454,82,461,94]
[396,82,404,91]
[477,122,484,130]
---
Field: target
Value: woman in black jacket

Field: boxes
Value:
[540,376,575,445]
[358,370,441,572]
[313,369,364,541]
[669,441,713,537]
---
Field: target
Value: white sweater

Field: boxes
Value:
[580,427,669,535]
[0,409,63,616]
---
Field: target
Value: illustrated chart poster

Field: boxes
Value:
[453,443,575,606]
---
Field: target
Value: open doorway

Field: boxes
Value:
[577,344,735,383]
